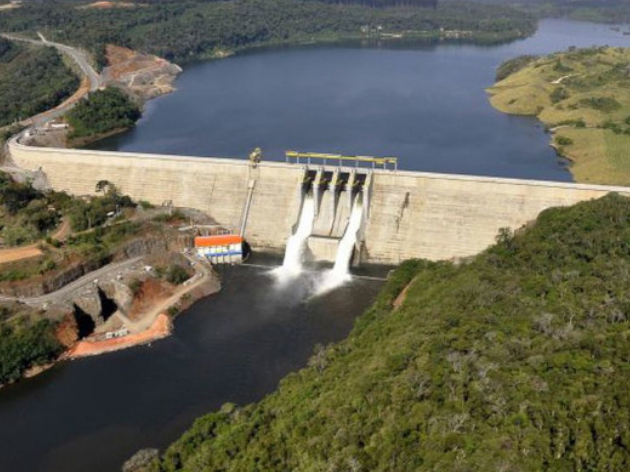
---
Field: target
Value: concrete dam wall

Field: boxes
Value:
[10,140,630,264]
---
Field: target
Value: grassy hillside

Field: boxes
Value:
[142,193,630,472]
[488,47,630,185]
[0,37,79,127]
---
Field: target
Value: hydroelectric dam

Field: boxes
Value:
[9,139,630,265]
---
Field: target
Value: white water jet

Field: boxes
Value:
[273,193,316,282]
[315,194,364,295]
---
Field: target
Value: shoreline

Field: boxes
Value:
[64,312,172,359]
[9,26,535,151]
[69,30,534,149]
[62,262,220,359]
[0,260,221,389]
[486,93,579,182]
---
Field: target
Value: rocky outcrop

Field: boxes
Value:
[100,280,134,314]
[115,237,170,260]
[0,258,104,298]
[73,288,104,326]
[0,236,176,299]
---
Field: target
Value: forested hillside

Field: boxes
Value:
[66,87,141,140]
[302,0,439,8]
[150,194,630,471]
[0,312,62,386]
[0,0,536,66]
[0,37,78,127]
[514,0,630,23]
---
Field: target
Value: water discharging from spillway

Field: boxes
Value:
[273,193,316,282]
[315,194,364,295]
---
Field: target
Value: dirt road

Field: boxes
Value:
[0,256,144,306]
[0,218,70,265]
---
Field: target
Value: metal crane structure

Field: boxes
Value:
[285,150,398,171]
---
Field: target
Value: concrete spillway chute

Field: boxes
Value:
[346,170,356,214]
[362,171,372,220]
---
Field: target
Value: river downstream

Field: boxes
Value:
[2,18,630,472]
[0,266,383,472]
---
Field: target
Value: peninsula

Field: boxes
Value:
[488,47,630,186]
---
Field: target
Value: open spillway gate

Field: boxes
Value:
[295,166,372,266]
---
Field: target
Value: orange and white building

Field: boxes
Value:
[194,235,244,264]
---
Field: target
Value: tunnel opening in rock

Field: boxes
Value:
[72,304,96,339]
[97,287,119,322]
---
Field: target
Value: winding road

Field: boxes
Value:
[0,32,100,126]
[0,257,144,306]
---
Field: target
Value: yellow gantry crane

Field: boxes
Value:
[285,150,398,170]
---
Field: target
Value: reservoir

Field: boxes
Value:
[1,18,630,472]
[92,19,630,181]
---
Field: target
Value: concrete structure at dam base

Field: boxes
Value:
[9,139,630,265]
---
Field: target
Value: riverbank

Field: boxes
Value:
[0,257,221,388]
[64,257,221,360]
[487,46,630,186]
[65,313,172,359]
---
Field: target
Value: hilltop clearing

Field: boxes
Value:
[102,44,182,101]
[488,47,630,185]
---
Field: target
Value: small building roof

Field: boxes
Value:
[195,235,243,247]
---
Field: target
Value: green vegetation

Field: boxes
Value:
[166,264,190,285]
[66,181,135,232]
[145,194,630,471]
[304,0,438,7]
[488,47,630,185]
[0,171,66,246]
[522,0,630,24]
[0,36,78,127]
[66,87,141,140]
[0,171,140,282]
[495,54,537,81]
[0,0,536,66]
[0,314,62,386]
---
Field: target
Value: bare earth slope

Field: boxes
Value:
[101,44,182,101]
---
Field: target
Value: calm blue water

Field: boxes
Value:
[92,19,630,181]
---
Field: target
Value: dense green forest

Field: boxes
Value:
[302,0,439,8]
[0,37,79,127]
[0,0,536,66]
[0,314,62,386]
[66,87,141,140]
[143,194,630,471]
[512,0,630,23]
